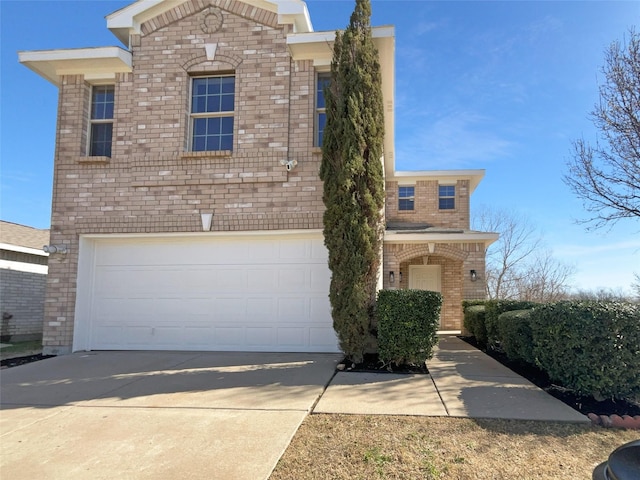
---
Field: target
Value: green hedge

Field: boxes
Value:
[463,305,487,347]
[496,309,535,364]
[484,300,538,349]
[530,301,640,399]
[376,289,441,365]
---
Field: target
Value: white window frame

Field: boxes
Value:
[88,85,114,157]
[398,185,415,211]
[315,71,331,147]
[438,183,456,210]
[189,74,235,152]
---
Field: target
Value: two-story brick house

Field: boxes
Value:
[20,0,497,356]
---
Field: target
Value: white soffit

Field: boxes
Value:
[384,231,499,246]
[392,170,486,194]
[18,47,132,86]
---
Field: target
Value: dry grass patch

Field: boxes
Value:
[271,414,637,480]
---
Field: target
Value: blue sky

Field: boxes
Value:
[1,0,639,293]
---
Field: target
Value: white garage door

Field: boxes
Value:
[74,233,339,352]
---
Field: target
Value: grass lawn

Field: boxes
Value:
[0,340,42,361]
[271,414,637,480]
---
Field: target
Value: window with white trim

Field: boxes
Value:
[89,85,114,157]
[190,75,235,151]
[439,184,456,210]
[398,186,415,211]
[316,72,330,147]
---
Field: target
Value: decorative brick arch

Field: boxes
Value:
[392,243,468,265]
[182,53,243,72]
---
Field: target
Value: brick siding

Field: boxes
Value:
[0,269,46,341]
[44,1,325,353]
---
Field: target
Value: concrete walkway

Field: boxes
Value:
[315,336,589,423]
[1,338,589,480]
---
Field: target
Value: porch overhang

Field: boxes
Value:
[384,230,499,247]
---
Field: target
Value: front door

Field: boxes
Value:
[409,265,442,327]
[409,265,442,292]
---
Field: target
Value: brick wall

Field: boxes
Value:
[383,242,487,331]
[385,179,470,229]
[43,0,326,353]
[0,269,45,341]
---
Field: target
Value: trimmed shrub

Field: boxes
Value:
[376,289,441,365]
[485,300,538,348]
[463,305,487,347]
[496,309,535,364]
[530,301,640,399]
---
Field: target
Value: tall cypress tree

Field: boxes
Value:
[320,0,385,362]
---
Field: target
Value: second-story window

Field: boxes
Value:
[439,185,456,210]
[398,186,415,211]
[316,72,331,147]
[90,85,114,157]
[190,75,235,151]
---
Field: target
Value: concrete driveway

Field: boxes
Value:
[1,351,340,480]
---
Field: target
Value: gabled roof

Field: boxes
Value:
[107,0,313,45]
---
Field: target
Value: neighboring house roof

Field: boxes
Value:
[0,221,50,274]
[0,221,50,251]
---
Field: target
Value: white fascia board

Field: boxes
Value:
[80,229,324,240]
[384,231,499,246]
[287,26,394,60]
[19,47,132,86]
[392,170,485,193]
[107,0,178,44]
[0,243,49,257]
[275,0,312,32]
[0,260,48,275]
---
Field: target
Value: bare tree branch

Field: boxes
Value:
[564,28,640,229]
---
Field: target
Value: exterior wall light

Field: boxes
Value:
[399,271,403,283]
[389,271,395,284]
[470,270,478,282]
[43,245,68,254]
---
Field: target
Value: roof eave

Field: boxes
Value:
[384,231,499,247]
[391,169,486,193]
[18,47,133,86]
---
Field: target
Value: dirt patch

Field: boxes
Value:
[1,354,53,369]
[339,353,428,374]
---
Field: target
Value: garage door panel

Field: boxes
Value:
[246,297,274,318]
[310,297,331,323]
[82,234,339,352]
[278,268,308,291]
[309,327,339,348]
[277,327,305,346]
[278,240,308,261]
[310,264,330,290]
[245,327,274,347]
[276,297,307,321]
[247,269,277,290]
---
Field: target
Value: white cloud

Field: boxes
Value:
[395,110,514,169]
[554,240,640,257]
